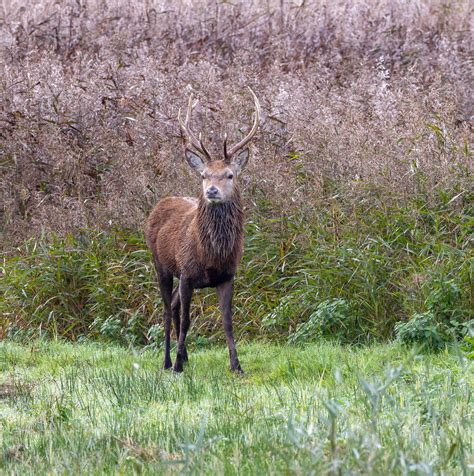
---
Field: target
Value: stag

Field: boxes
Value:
[145,89,260,373]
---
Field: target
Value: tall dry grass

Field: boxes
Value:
[0,0,471,244]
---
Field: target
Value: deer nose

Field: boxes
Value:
[206,186,219,198]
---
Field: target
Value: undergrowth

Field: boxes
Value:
[2,184,472,348]
[1,0,472,350]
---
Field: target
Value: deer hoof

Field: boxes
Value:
[173,362,184,373]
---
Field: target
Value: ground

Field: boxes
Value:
[0,341,472,474]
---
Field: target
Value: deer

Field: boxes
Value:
[145,88,260,373]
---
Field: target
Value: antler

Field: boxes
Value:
[224,87,261,162]
[178,94,212,161]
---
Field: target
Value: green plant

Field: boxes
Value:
[395,311,446,349]
[395,279,473,350]
[1,183,471,346]
[461,332,474,360]
[288,299,359,344]
[261,289,317,332]
[1,231,158,344]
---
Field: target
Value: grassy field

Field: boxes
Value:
[0,340,472,474]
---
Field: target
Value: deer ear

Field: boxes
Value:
[232,148,250,173]
[185,149,206,173]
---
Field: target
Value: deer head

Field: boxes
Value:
[179,88,260,204]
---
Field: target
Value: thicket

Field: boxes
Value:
[2,186,472,347]
[1,0,472,347]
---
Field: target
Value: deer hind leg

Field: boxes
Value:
[157,267,174,370]
[173,278,193,372]
[171,284,187,362]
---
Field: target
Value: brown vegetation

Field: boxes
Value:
[0,0,471,246]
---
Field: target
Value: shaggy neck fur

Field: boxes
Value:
[197,190,244,263]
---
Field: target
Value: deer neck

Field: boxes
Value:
[197,191,244,263]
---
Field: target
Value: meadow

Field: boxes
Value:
[1,340,472,474]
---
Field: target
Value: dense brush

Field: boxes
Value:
[2,186,471,346]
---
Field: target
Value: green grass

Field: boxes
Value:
[0,340,472,474]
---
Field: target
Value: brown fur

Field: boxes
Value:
[146,188,244,286]
[145,162,246,373]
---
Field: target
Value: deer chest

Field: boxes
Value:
[190,267,234,289]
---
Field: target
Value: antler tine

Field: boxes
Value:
[198,133,212,161]
[223,133,231,163]
[227,87,261,157]
[178,93,212,161]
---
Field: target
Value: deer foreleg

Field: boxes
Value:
[217,280,243,373]
[157,270,174,370]
[174,279,193,372]
[171,284,187,362]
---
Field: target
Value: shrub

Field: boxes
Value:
[1,0,471,348]
[1,185,471,346]
[288,299,359,345]
[462,333,474,360]
[395,312,448,350]
[395,279,473,350]
[261,289,318,333]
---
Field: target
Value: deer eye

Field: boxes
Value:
[227,174,233,180]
